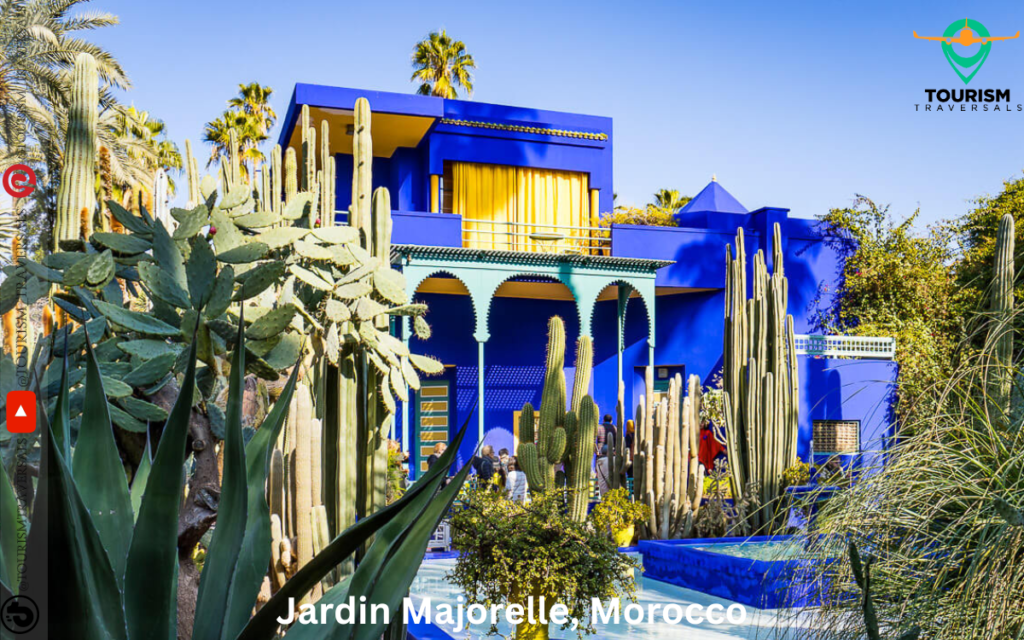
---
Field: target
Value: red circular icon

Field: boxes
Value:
[2,164,36,198]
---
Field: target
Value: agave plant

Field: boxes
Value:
[3,319,470,639]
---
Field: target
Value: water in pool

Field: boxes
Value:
[687,540,809,561]
[408,555,812,639]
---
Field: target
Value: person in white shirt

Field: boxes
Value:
[595,445,611,497]
[505,456,528,502]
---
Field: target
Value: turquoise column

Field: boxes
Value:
[617,286,628,386]
[474,332,489,443]
[401,316,410,455]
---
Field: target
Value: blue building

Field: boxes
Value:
[279,84,898,477]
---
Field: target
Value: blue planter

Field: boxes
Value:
[638,535,830,609]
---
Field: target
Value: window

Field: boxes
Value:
[813,420,860,454]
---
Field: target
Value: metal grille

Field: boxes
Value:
[813,420,860,454]
[794,335,896,359]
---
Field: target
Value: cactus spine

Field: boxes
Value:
[721,223,799,532]
[516,317,597,522]
[55,53,98,249]
[989,213,1015,416]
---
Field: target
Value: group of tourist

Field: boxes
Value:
[421,411,727,502]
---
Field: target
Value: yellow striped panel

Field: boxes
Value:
[421,386,448,398]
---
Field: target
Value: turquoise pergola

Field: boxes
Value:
[392,245,672,447]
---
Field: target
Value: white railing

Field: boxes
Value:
[461,218,611,255]
[793,335,896,360]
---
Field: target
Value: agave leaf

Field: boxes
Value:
[49,344,73,458]
[108,200,153,236]
[46,415,130,640]
[348,456,473,640]
[92,232,151,255]
[71,339,135,587]
[221,364,301,637]
[124,338,199,640]
[0,463,24,592]
[130,434,153,522]
[192,315,250,640]
[237,412,472,640]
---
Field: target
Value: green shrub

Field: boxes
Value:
[448,488,637,637]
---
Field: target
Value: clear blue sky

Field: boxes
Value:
[90,0,1024,226]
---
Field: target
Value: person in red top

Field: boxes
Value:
[698,419,727,472]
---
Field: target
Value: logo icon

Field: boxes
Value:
[1,164,36,198]
[5,391,36,434]
[914,19,1019,84]
[1,596,39,634]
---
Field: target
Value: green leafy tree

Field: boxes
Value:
[816,196,967,422]
[411,30,476,98]
[955,174,1024,325]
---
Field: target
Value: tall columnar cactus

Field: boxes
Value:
[721,223,799,532]
[516,316,596,522]
[989,213,1015,416]
[632,370,703,539]
[54,52,98,249]
[351,97,373,245]
[184,139,200,208]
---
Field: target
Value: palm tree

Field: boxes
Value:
[651,189,690,212]
[411,30,476,98]
[203,109,265,178]
[204,83,275,179]
[228,82,276,137]
[110,106,182,195]
[0,0,128,159]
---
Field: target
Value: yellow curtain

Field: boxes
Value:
[454,163,517,250]
[516,167,589,252]
[452,162,591,252]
